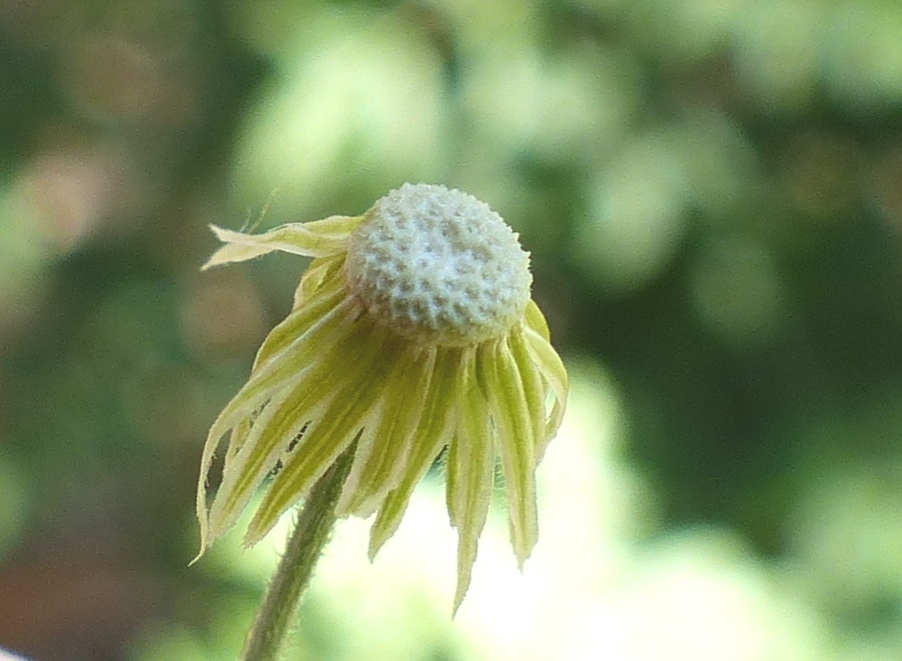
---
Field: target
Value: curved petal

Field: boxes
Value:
[367,348,457,558]
[337,345,435,517]
[205,317,382,546]
[524,299,550,342]
[202,215,362,268]
[223,410,257,470]
[509,327,545,454]
[522,325,568,455]
[248,268,348,376]
[484,338,537,568]
[447,346,495,614]
[244,325,398,545]
[292,253,346,309]
[199,293,356,475]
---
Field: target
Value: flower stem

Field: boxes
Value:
[241,444,356,661]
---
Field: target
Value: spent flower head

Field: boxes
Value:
[196,183,568,610]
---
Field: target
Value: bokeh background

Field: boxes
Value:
[2,0,902,659]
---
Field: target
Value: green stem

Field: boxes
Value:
[241,444,356,661]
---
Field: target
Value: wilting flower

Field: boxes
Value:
[196,183,568,609]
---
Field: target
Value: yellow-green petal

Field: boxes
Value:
[337,345,434,517]
[200,294,355,465]
[509,326,546,455]
[292,253,345,309]
[250,267,347,374]
[223,412,255,470]
[524,299,550,342]
[523,324,568,443]
[202,215,361,269]
[368,348,457,559]
[447,347,495,613]
[244,325,398,545]
[484,338,538,567]
[207,317,383,544]
[196,272,359,553]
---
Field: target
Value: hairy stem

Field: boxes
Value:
[241,444,356,661]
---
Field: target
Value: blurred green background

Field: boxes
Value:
[2,0,902,659]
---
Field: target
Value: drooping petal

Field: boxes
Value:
[292,253,345,309]
[446,346,495,613]
[509,326,546,455]
[195,236,355,555]
[197,312,378,543]
[205,317,382,546]
[524,299,550,342]
[337,344,435,517]
[444,428,460,528]
[244,325,399,545]
[223,411,256,470]
[248,264,347,375]
[368,348,457,559]
[522,320,568,455]
[484,338,538,567]
[205,390,325,546]
[204,290,354,450]
[202,215,361,269]
[196,402,266,556]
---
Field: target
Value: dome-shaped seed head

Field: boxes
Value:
[346,183,532,346]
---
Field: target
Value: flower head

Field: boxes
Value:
[196,183,568,610]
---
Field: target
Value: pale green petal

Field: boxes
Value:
[244,326,398,545]
[248,265,347,375]
[206,317,381,545]
[337,345,435,517]
[204,291,353,449]
[524,299,550,342]
[206,390,325,545]
[223,412,255,470]
[292,253,345,309]
[523,324,568,446]
[201,215,361,269]
[196,296,351,541]
[444,429,460,528]
[509,327,546,455]
[484,339,538,567]
[447,347,495,614]
[368,349,457,558]
[196,403,264,555]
